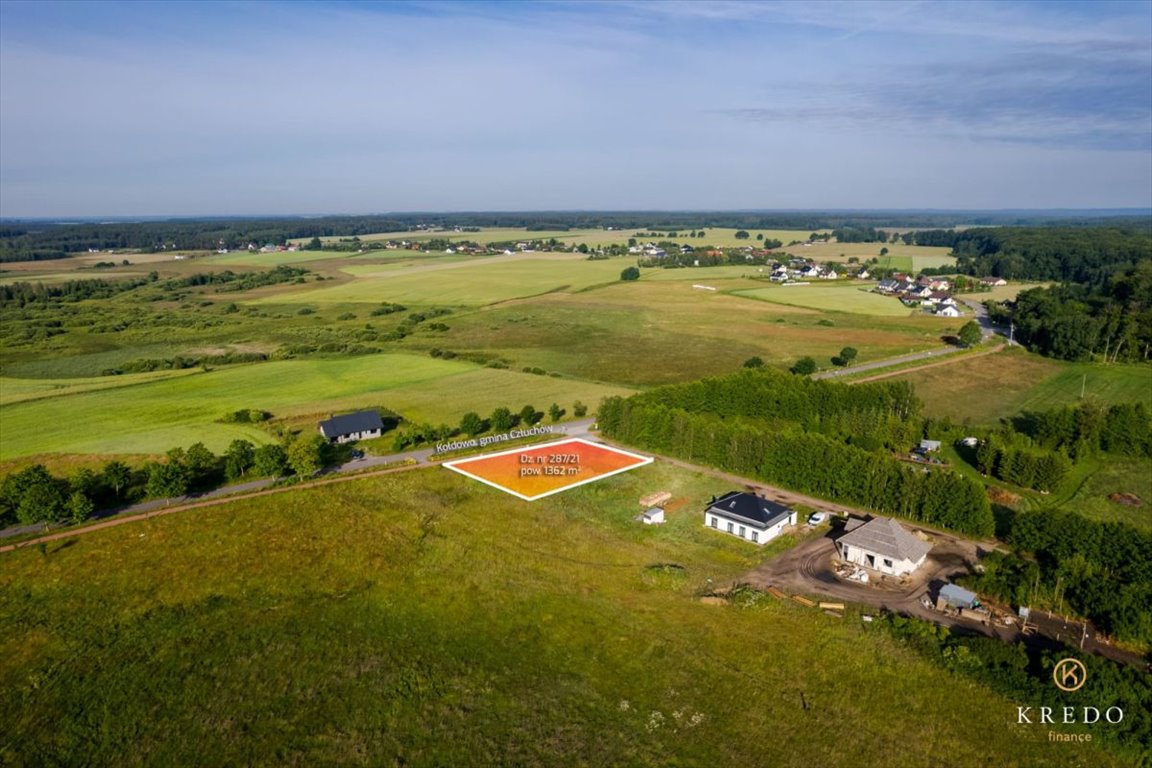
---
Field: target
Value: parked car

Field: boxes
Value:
[350,450,365,460]
[807,512,828,526]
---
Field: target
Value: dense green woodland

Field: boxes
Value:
[597,369,994,536]
[993,262,1152,361]
[2,214,1147,261]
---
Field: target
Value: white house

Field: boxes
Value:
[836,516,931,576]
[936,305,961,317]
[704,491,796,545]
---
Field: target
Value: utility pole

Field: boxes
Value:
[1080,374,1086,399]
[1008,322,1015,346]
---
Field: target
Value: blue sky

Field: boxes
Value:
[1,0,1149,216]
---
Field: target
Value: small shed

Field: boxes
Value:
[936,583,979,611]
[639,507,665,525]
[919,439,942,453]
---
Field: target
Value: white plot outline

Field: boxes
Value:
[442,438,653,501]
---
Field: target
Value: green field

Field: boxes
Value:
[0,465,1120,767]
[732,284,918,317]
[896,349,1152,424]
[251,255,626,306]
[0,355,635,459]
[956,282,1052,302]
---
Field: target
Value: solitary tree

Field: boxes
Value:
[743,356,765,369]
[69,491,95,525]
[287,434,327,478]
[102,460,131,499]
[145,461,189,502]
[880,247,889,256]
[790,356,818,375]
[838,347,858,365]
[224,440,256,480]
[460,411,485,436]
[519,405,538,426]
[548,403,564,422]
[572,401,588,418]
[253,444,289,477]
[958,320,983,347]
[490,407,515,432]
[734,230,750,240]
[620,266,640,281]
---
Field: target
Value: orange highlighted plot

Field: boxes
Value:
[442,438,653,501]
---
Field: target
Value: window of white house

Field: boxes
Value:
[738,525,745,538]
[710,516,718,528]
[751,531,759,543]
[727,522,734,533]
[883,558,893,568]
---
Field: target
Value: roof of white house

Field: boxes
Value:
[837,516,931,563]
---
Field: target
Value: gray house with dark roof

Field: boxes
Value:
[318,410,384,444]
[836,516,930,576]
[704,491,797,545]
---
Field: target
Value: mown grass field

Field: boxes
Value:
[0,355,635,459]
[895,348,1152,424]
[0,465,1119,767]
[252,255,627,306]
[437,281,950,386]
[732,284,918,317]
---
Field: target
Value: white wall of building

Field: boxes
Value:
[703,512,794,546]
[839,544,923,576]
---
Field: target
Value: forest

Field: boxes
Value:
[597,369,994,536]
[904,226,1152,284]
[990,262,1152,361]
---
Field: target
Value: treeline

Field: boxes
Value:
[967,400,1150,491]
[0,266,310,308]
[900,226,1152,284]
[0,433,334,529]
[966,509,1152,645]
[995,263,1152,361]
[1011,400,1152,459]
[7,213,1146,259]
[877,615,1150,760]
[597,370,994,536]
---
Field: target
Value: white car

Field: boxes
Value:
[807,513,829,526]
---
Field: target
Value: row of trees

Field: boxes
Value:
[391,401,588,451]
[1010,400,1152,459]
[0,434,332,528]
[596,370,994,536]
[973,439,1071,492]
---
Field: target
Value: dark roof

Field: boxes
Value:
[707,491,793,529]
[319,410,384,438]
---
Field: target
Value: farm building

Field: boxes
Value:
[704,491,796,545]
[318,410,385,444]
[836,516,930,576]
